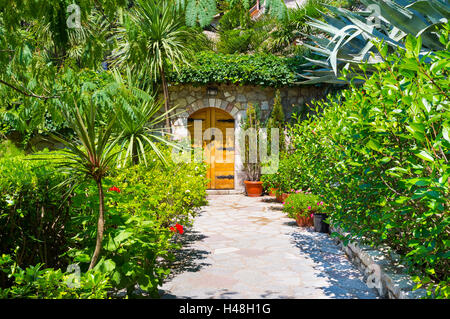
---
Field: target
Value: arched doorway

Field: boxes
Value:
[188,107,235,189]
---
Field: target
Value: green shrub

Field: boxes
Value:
[264,152,308,194]
[0,155,71,270]
[0,140,24,158]
[217,29,253,54]
[266,89,286,153]
[283,192,325,219]
[218,2,251,31]
[0,254,110,299]
[65,152,208,297]
[0,146,208,298]
[288,32,450,296]
[170,51,296,87]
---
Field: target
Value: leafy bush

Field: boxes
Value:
[283,192,325,219]
[287,32,450,296]
[0,254,110,299]
[218,2,251,31]
[264,152,307,194]
[0,140,24,158]
[266,89,286,153]
[0,155,71,270]
[217,29,253,54]
[170,51,296,87]
[0,146,207,298]
[65,151,208,297]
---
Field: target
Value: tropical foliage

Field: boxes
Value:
[287,31,450,297]
[0,254,111,299]
[0,149,208,298]
[1,0,449,300]
[301,0,450,84]
[170,51,297,86]
[111,0,196,130]
[176,0,288,27]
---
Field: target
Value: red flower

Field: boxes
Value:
[108,186,121,193]
[169,223,184,235]
[175,224,184,235]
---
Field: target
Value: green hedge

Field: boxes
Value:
[275,33,450,298]
[64,151,208,297]
[169,52,299,87]
[0,254,111,299]
[0,155,70,270]
[0,148,208,298]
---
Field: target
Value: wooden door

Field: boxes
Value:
[188,108,235,189]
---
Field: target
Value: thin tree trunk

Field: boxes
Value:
[160,66,171,133]
[88,179,105,270]
[132,140,139,165]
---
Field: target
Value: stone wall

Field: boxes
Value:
[168,84,329,121]
[168,84,329,191]
[330,225,427,299]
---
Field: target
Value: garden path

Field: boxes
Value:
[159,195,379,299]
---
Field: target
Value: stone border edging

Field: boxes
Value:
[329,225,427,299]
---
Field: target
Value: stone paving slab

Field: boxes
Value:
[160,195,379,299]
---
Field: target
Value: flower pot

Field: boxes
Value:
[313,213,329,233]
[296,214,314,227]
[276,193,289,203]
[244,181,263,197]
[268,188,277,197]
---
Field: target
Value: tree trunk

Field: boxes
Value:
[132,140,139,165]
[160,66,171,133]
[88,179,105,270]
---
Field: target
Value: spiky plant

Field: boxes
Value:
[48,101,118,271]
[175,0,288,27]
[109,68,180,167]
[300,0,450,84]
[111,0,194,131]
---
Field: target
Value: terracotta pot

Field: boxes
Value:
[244,181,263,197]
[296,213,314,227]
[268,188,277,197]
[276,193,289,203]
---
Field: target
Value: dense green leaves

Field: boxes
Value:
[0,149,208,297]
[284,30,449,297]
[66,150,208,297]
[0,254,111,299]
[0,155,71,270]
[170,51,296,86]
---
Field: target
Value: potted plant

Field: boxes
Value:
[276,189,289,203]
[241,103,263,197]
[266,89,286,154]
[282,192,321,227]
[261,174,277,197]
[313,199,329,233]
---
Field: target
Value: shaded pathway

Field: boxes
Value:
[160,195,378,299]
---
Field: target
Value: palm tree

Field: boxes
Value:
[111,0,194,131]
[48,101,117,270]
[109,68,181,167]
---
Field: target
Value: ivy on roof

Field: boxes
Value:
[169,52,305,87]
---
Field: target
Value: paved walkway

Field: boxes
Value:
[160,195,379,299]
